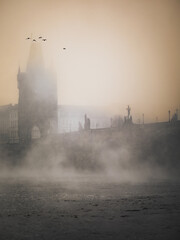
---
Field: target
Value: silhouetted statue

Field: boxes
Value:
[84,114,90,130]
[87,118,90,130]
[171,111,178,123]
[127,105,131,120]
[124,105,133,125]
[168,110,171,123]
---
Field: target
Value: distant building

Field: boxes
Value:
[0,104,18,144]
[111,115,123,128]
[17,42,58,143]
[58,105,110,133]
[58,105,84,133]
[0,43,58,143]
[9,104,19,143]
[0,103,111,142]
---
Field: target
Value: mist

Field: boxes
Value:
[1,1,180,239]
[0,124,179,185]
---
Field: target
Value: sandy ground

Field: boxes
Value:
[0,178,180,240]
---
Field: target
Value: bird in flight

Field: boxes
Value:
[42,39,47,41]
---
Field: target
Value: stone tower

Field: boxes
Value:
[17,42,58,143]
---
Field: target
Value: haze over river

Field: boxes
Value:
[0,178,179,240]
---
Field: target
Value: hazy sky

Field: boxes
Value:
[0,0,179,122]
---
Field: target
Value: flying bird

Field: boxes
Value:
[42,39,47,41]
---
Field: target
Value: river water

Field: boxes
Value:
[0,178,180,240]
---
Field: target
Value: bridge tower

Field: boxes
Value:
[17,42,58,143]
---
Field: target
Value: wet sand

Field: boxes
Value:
[0,178,180,240]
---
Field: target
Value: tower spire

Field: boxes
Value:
[17,66,21,76]
[26,42,44,72]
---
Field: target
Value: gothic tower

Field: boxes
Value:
[17,42,58,143]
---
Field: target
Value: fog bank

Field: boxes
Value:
[0,126,180,184]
